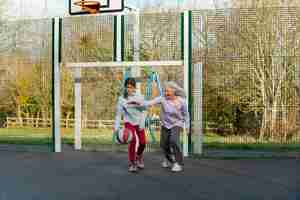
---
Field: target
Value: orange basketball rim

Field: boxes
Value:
[74,0,101,14]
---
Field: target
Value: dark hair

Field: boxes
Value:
[123,77,136,98]
[124,77,136,88]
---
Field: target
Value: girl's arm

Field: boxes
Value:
[114,98,123,130]
[127,96,163,108]
[144,96,163,107]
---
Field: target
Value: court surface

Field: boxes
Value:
[0,149,298,200]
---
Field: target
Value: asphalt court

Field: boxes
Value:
[0,150,298,200]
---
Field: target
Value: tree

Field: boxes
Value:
[5,56,34,124]
[0,17,53,125]
[231,0,300,8]
[31,63,52,125]
[229,3,300,141]
[196,5,300,140]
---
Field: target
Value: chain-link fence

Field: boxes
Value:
[192,8,300,150]
[0,8,299,152]
[0,18,53,148]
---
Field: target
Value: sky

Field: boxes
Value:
[6,0,224,19]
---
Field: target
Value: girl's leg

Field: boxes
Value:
[136,128,146,156]
[136,128,146,168]
[160,126,173,163]
[125,123,137,166]
[170,126,183,165]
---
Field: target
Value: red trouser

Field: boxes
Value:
[124,122,146,164]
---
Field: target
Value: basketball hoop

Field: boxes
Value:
[74,0,100,14]
[69,0,124,15]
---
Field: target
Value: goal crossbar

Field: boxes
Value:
[65,60,184,68]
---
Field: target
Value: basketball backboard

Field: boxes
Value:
[69,0,124,15]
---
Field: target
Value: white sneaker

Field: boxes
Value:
[128,164,138,172]
[137,159,145,169]
[161,159,171,168]
[171,162,183,172]
[170,155,175,162]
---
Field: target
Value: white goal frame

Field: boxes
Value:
[52,11,200,156]
[66,60,186,151]
[66,60,184,68]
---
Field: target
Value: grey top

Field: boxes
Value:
[143,96,190,129]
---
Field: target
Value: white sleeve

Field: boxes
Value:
[114,98,123,130]
[139,110,146,129]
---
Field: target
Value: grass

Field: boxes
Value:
[199,133,300,151]
[0,128,299,152]
[0,128,52,145]
[0,128,114,145]
[203,142,300,151]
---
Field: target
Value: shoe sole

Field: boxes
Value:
[171,169,183,172]
[161,162,171,168]
[128,166,138,173]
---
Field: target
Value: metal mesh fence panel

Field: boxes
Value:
[2,7,299,152]
[61,13,184,152]
[61,15,114,63]
[123,12,184,152]
[192,8,300,149]
[0,19,53,149]
[61,15,115,149]
[124,12,182,61]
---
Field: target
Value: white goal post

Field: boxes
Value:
[66,60,188,152]
[51,11,199,156]
[65,60,184,68]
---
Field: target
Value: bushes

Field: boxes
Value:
[0,112,6,127]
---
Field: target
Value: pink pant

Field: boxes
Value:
[124,122,146,164]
